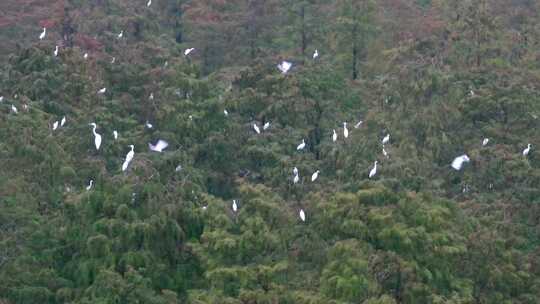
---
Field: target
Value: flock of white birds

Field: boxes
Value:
[1,10,535,224]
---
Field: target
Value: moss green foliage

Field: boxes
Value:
[1,0,540,303]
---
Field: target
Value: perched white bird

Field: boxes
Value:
[83,53,88,59]
[354,121,363,128]
[52,121,59,130]
[382,146,389,158]
[382,134,390,145]
[0,96,3,102]
[175,165,183,172]
[332,129,337,142]
[451,154,470,171]
[293,167,298,176]
[39,27,46,40]
[53,45,59,57]
[299,209,306,222]
[146,121,153,129]
[111,57,116,64]
[253,123,261,134]
[86,179,94,191]
[148,139,169,152]
[202,205,207,210]
[297,139,306,151]
[223,109,228,116]
[89,123,102,150]
[263,122,270,130]
[293,174,299,184]
[482,138,489,146]
[60,116,66,127]
[122,145,135,171]
[149,93,154,100]
[277,61,292,74]
[11,104,17,114]
[523,144,532,156]
[311,170,320,182]
[22,104,28,111]
[98,88,106,94]
[343,122,349,139]
[147,0,152,7]
[117,30,123,38]
[369,161,378,178]
[313,49,319,59]
[184,48,195,56]
[113,130,118,140]
[232,199,238,212]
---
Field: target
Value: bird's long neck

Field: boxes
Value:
[92,126,97,136]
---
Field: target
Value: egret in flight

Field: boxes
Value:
[382,134,390,145]
[52,121,59,131]
[343,122,349,138]
[263,122,270,130]
[523,144,532,156]
[122,145,135,171]
[313,49,319,59]
[277,61,292,74]
[332,129,337,142]
[184,48,195,56]
[483,138,489,146]
[54,45,59,57]
[299,209,306,222]
[86,180,94,191]
[297,139,306,151]
[113,130,118,140]
[369,161,378,178]
[98,88,106,94]
[232,200,238,212]
[89,123,102,150]
[149,139,169,152]
[60,116,66,127]
[253,123,261,134]
[311,170,320,182]
[39,27,46,40]
[451,154,470,171]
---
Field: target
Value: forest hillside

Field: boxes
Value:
[1,0,540,303]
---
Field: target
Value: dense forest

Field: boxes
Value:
[1,0,540,303]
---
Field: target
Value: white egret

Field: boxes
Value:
[451,154,470,171]
[263,122,270,130]
[293,174,299,184]
[175,165,183,172]
[11,104,17,114]
[311,170,320,182]
[293,167,298,176]
[343,122,349,139]
[184,48,195,56]
[60,116,66,127]
[277,61,292,74]
[382,134,390,145]
[39,27,46,40]
[113,130,118,140]
[332,129,337,142]
[122,145,135,171]
[223,109,228,116]
[86,179,93,191]
[382,146,389,158]
[149,139,169,152]
[482,138,489,146]
[253,123,261,134]
[232,199,238,212]
[117,30,123,39]
[98,87,106,94]
[111,57,116,64]
[83,53,88,59]
[52,121,59,130]
[22,104,28,111]
[0,96,3,102]
[354,121,363,128]
[297,139,306,151]
[146,121,153,129]
[147,0,152,7]
[149,93,154,100]
[313,49,319,59]
[299,209,306,222]
[202,205,207,210]
[53,45,59,57]
[89,123,102,150]
[523,144,532,156]
[369,161,378,178]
